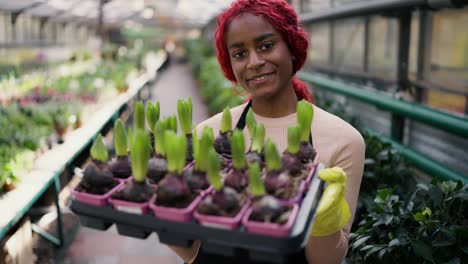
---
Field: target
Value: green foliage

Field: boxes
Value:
[207,148,223,191]
[349,181,467,263]
[246,108,256,139]
[287,125,301,155]
[90,134,108,163]
[134,101,145,132]
[146,102,160,133]
[297,100,314,142]
[113,119,128,156]
[164,131,187,174]
[250,124,265,154]
[231,130,246,170]
[264,139,282,171]
[129,130,151,182]
[177,98,193,135]
[220,107,232,134]
[194,126,215,172]
[248,162,265,197]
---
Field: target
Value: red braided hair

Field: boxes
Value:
[214,0,313,103]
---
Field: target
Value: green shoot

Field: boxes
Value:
[127,127,133,151]
[231,129,246,170]
[154,120,167,156]
[250,124,265,154]
[287,125,301,154]
[167,115,178,133]
[113,119,128,156]
[177,98,193,135]
[207,148,223,191]
[246,108,256,139]
[134,101,145,132]
[90,134,108,163]
[264,139,282,171]
[164,131,187,175]
[248,162,265,197]
[130,130,151,182]
[297,100,314,143]
[146,102,160,133]
[220,107,232,134]
[194,126,215,172]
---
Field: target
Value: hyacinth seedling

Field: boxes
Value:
[197,149,242,216]
[90,134,108,164]
[111,129,154,202]
[224,129,248,192]
[214,107,233,158]
[146,101,160,134]
[134,100,145,132]
[246,108,256,140]
[147,119,169,184]
[155,131,193,208]
[282,125,304,175]
[248,161,287,223]
[263,139,290,195]
[246,123,265,166]
[177,97,194,162]
[109,119,132,179]
[185,126,214,191]
[296,100,317,163]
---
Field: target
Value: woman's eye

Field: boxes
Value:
[259,42,274,51]
[233,50,247,58]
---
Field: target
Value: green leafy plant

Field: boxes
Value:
[287,125,301,155]
[194,127,215,172]
[248,162,265,197]
[264,139,282,172]
[220,107,232,134]
[207,148,223,191]
[164,131,187,175]
[349,180,468,263]
[297,100,313,143]
[231,130,246,170]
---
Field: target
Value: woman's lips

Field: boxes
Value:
[248,72,274,86]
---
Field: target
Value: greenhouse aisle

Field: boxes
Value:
[62,62,209,264]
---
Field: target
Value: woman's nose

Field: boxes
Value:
[247,51,265,71]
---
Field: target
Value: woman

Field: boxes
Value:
[170,0,365,263]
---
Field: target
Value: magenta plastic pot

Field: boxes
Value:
[149,194,202,222]
[108,185,154,215]
[278,180,306,206]
[194,199,252,230]
[72,181,124,207]
[242,204,299,237]
[304,162,318,188]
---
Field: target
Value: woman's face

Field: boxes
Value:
[225,13,294,100]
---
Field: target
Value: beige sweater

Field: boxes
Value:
[170,102,365,264]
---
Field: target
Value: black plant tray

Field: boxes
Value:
[70,163,326,263]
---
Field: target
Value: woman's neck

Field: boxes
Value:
[251,85,297,118]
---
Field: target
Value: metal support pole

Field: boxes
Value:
[363,16,370,73]
[30,176,64,247]
[391,11,411,142]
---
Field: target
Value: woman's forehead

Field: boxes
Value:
[225,13,278,47]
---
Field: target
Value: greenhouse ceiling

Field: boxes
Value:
[0,0,234,28]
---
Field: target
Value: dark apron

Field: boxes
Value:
[192,99,312,264]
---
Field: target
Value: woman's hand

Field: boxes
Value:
[311,167,351,236]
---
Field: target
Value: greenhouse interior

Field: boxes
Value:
[0,0,467,263]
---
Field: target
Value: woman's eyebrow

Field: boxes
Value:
[227,32,275,50]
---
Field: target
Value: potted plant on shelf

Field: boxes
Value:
[194,148,250,229]
[72,135,122,207]
[242,162,299,237]
[108,119,132,180]
[147,117,175,184]
[263,138,305,205]
[177,97,194,163]
[184,126,215,197]
[150,131,201,222]
[109,130,154,215]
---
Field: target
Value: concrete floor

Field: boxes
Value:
[62,62,209,264]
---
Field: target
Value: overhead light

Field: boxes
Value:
[141,8,154,19]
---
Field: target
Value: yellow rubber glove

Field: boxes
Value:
[311,167,351,237]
